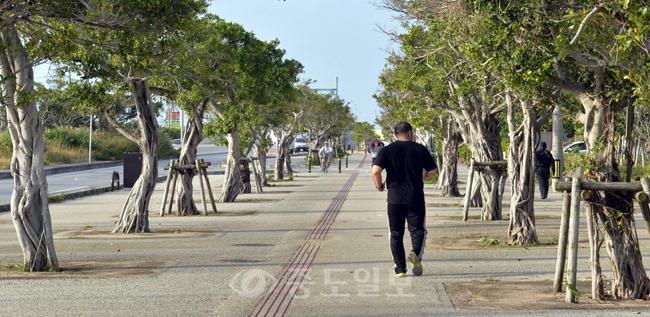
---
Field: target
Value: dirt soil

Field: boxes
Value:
[0,260,170,279]
[54,228,224,239]
[150,210,259,217]
[445,281,650,310]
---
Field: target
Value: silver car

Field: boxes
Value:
[563,141,586,154]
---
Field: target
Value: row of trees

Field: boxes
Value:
[375,0,650,299]
[0,1,354,272]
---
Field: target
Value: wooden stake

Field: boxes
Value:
[463,159,476,222]
[196,159,208,216]
[566,177,582,303]
[167,169,179,215]
[199,159,217,213]
[160,160,175,217]
[638,178,650,238]
[553,190,572,292]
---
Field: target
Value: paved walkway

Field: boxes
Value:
[0,152,649,316]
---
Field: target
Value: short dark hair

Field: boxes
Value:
[394,121,413,136]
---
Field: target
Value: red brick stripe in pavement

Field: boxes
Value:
[251,173,359,317]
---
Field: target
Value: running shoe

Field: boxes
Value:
[394,272,406,278]
[408,251,423,276]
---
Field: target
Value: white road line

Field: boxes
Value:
[48,186,89,195]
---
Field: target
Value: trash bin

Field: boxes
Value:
[123,153,142,188]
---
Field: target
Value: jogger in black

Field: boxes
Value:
[372,121,437,277]
[387,203,427,274]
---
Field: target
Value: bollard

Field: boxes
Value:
[345,155,348,168]
[553,191,572,292]
[462,159,476,221]
[308,151,312,173]
[338,158,342,173]
[566,177,582,303]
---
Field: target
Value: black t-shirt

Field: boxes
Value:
[373,140,438,205]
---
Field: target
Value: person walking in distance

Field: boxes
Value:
[370,140,384,164]
[371,122,437,277]
[535,141,555,199]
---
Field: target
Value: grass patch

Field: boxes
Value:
[450,203,462,207]
[549,237,559,244]
[485,277,500,282]
[3,264,15,269]
[83,225,92,230]
[267,175,294,182]
[477,237,500,246]
[174,229,184,234]
[48,193,66,203]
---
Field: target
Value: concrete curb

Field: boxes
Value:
[0,152,229,180]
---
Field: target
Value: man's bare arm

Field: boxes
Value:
[372,165,385,191]
[424,168,438,180]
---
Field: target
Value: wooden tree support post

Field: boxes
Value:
[167,167,179,215]
[553,190,572,292]
[199,159,217,213]
[638,178,650,238]
[462,159,476,222]
[566,177,582,303]
[160,160,175,217]
[196,159,208,216]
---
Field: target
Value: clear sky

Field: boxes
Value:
[210,0,400,125]
[34,1,400,126]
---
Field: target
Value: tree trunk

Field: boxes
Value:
[284,150,293,177]
[253,142,269,186]
[274,133,293,180]
[468,115,504,220]
[219,124,241,203]
[240,157,251,194]
[588,111,650,299]
[0,27,58,271]
[439,120,461,197]
[113,79,158,233]
[175,101,205,216]
[507,99,538,245]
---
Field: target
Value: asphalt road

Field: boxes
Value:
[0,142,301,204]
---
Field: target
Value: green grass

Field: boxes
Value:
[549,237,559,244]
[485,277,500,282]
[83,225,92,230]
[0,127,180,169]
[174,229,184,234]
[477,237,500,246]
[48,193,67,203]
[3,264,15,269]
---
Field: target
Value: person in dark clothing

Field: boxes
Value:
[371,121,438,277]
[535,141,555,199]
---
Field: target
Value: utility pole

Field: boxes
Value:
[88,112,93,163]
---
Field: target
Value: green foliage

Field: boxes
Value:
[477,237,500,246]
[563,280,581,303]
[352,122,379,143]
[563,153,591,176]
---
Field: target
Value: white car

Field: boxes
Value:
[563,141,586,154]
[172,139,182,150]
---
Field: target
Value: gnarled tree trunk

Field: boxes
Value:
[113,79,158,233]
[220,124,241,203]
[507,97,538,245]
[460,114,504,220]
[252,141,269,186]
[240,157,251,194]
[284,150,293,177]
[274,133,294,180]
[588,108,649,299]
[0,26,58,271]
[175,100,206,216]
[438,119,461,197]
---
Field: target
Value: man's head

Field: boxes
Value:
[540,141,547,149]
[394,121,414,141]
[324,142,329,146]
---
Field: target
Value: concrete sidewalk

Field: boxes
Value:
[0,152,649,316]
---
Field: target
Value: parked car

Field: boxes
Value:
[290,136,309,154]
[172,139,182,150]
[563,141,587,154]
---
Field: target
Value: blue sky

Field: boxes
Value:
[34,1,400,126]
[209,0,400,125]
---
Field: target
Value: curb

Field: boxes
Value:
[0,152,229,180]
